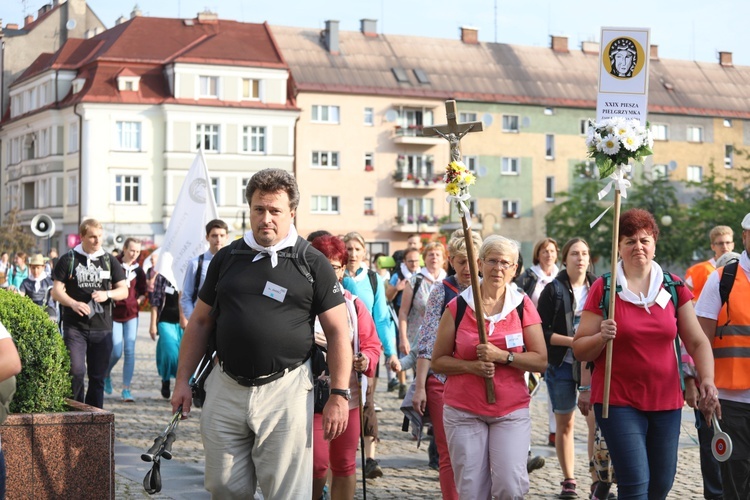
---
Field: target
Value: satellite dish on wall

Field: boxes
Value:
[66,19,77,30]
[668,161,678,171]
[477,166,488,177]
[385,109,398,122]
[521,116,531,128]
[398,198,407,207]
[482,113,493,127]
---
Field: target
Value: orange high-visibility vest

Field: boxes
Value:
[714,265,750,390]
[686,260,715,299]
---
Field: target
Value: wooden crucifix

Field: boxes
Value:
[424,100,495,403]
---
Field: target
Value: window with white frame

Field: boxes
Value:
[199,76,219,98]
[211,177,221,205]
[242,78,259,100]
[402,154,435,179]
[651,124,668,141]
[242,126,266,153]
[312,105,340,124]
[502,114,519,132]
[22,182,34,210]
[502,199,520,218]
[364,107,374,126]
[68,122,79,153]
[364,153,374,171]
[463,156,478,172]
[311,195,340,214]
[459,112,477,122]
[115,174,141,203]
[239,177,250,204]
[652,164,668,179]
[545,176,555,201]
[196,124,220,152]
[579,119,590,135]
[312,151,339,169]
[397,197,434,223]
[68,174,78,205]
[687,165,703,182]
[723,118,733,128]
[725,145,733,168]
[544,107,555,115]
[37,178,49,208]
[364,197,374,215]
[115,121,142,151]
[545,134,555,159]
[501,157,520,175]
[39,128,50,157]
[687,126,703,143]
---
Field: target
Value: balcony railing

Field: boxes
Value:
[392,168,443,190]
[392,215,440,233]
[392,125,442,145]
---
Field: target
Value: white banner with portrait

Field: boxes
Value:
[596,27,651,126]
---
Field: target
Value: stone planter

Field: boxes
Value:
[0,399,114,499]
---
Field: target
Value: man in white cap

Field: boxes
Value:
[695,212,750,500]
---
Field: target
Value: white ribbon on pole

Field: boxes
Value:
[447,193,473,228]
[590,165,632,229]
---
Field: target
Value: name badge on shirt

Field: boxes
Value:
[263,281,288,303]
[506,333,524,349]
[100,270,111,280]
[655,288,671,309]
[165,286,175,295]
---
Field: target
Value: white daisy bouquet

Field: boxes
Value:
[585,118,653,178]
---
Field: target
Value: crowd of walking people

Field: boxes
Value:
[0,169,747,500]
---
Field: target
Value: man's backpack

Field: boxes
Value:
[191,253,205,306]
[190,236,316,408]
[599,271,685,390]
[718,259,739,327]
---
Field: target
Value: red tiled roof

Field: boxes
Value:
[6,16,294,119]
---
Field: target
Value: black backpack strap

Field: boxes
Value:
[407,274,424,317]
[661,271,685,391]
[454,295,468,333]
[599,272,621,320]
[367,269,378,297]
[192,253,205,305]
[719,260,739,327]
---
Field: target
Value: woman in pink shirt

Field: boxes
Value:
[432,235,547,499]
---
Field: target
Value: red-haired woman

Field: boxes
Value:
[310,235,381,500]
[573,208,719,499]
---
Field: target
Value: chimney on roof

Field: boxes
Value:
[24,15,34,27]
[115,15,128,25]
[197,9,219,24]
[360,18,377,37]
[131,5,142,19]
[551,35,568,53]
[38,4,52,17]
[581,41,599,55]
[6,23,19,30]
[650,45,659,60]
[323,20,340,54]
[719,51,733,67]
[460,26,478,44]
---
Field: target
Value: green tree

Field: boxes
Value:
[0,209,37,255]
[685,159,750,259]
[545,163,613,271]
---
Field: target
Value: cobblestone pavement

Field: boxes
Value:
[111,313,707,498]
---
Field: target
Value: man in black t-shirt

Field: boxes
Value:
[52,219,127,409]
[172,169,351,499]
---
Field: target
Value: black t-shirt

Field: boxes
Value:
[199,237,345,378]
[52,251,126,331]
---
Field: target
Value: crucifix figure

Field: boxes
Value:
[423,100,484,162]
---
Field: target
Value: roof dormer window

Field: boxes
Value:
[116,70,140,92]
[72,78,86,94]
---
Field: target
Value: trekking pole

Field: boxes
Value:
[357,354,367,500]
[142,406,182,495]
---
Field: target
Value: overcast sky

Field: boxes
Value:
[1,0,747,66]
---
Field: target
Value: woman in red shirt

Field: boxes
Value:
[432,235,547,499]
[573,208,719,499]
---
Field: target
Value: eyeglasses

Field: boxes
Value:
[483,258,516,270]
[330,265,344,272]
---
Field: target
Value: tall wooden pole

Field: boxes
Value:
[601,190,622,419]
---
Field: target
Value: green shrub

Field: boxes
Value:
[0,290,71,413]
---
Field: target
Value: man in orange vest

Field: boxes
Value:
[696,213,750,500]
[686,225,735,299]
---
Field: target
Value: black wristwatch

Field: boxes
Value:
[505,352,515,365]
[330,388,352,400]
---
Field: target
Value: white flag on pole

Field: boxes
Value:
[155,150,218,291]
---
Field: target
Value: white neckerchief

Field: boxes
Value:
[459,280,525,336]
[419,267,446,283]
[399,262,415,280]
[347,262,370,283]
[243,225,299,268]
[74,243,106,267]
[616,260,664,314]
[29,271,49,292]
[531,264,559,286]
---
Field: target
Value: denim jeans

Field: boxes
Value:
[108,317,138,387]
[545,361,577,414]
[594,404,681,500]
